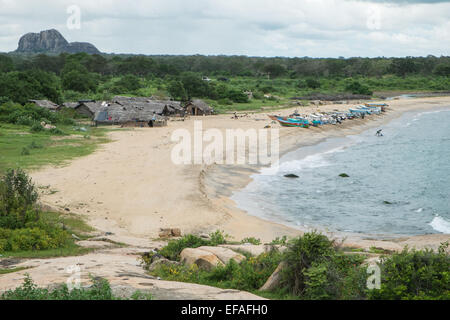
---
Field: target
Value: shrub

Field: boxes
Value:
[159,234,210,261]
[345,80,373,95]
[281,232,335,296]
[280,232,367,300]
[227,90,249,103]
[151,248,283,292]
[0,275,148,300]
[0,169,39,229]
[30,122,44,133]
[209,230,229,246]
[367,243,450,300]
[241,237,261,245]
[21,147,30,156]
[48,127,65,135]
[157,230,229,261]
[306,79,321,89]
[0,226,68,252]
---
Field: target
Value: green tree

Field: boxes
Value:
[433,63,450,76]
[180,72,210,99]
[263,63,286,78]
[345,80,373,95]
[390,58,418,77]
[112,74,142,93]
[167,80,187,101]
[0,54,14,73]
[0,70,61,104]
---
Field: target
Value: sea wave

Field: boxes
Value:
[429,216,450,234]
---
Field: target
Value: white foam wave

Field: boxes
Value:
[429,216,450,234]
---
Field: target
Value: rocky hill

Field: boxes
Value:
[15,29,100,54]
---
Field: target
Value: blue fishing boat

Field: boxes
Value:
[349,108,369,114]
[365,103,388,112]
[269,115,310,128]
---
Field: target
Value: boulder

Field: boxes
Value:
[259,262,286,291]
[159,228,182,238]
[197,246,246,264]
[148,258,180,272]
[180,248,224,270]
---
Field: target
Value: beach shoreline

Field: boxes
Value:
[30,96,450,252]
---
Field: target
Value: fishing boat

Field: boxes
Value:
[268,115,310,128]
[349,108,369,114]
[365,103,388,112]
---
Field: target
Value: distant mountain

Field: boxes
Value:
[15,29,100,54]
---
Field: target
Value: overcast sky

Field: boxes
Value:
[1,0,449,57]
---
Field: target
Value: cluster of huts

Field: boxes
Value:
[29,97,214,127]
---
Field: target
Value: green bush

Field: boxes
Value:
[0,274,150,300]
[152,249,283,292]
[241,237,261,245]
[0,169,39,229]
[280,232,367,300]
[21,147,30,156]
[159,234,210,261]
[158,230,229,261]
[345,80,373,95]
[0,226,68,252]
[368,243,450,300]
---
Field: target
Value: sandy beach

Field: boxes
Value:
[30,96,450,251]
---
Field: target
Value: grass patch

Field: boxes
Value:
[1,241,94,259]
[0,266,31,275]
[0,123,110,174]
[1,212,95,258]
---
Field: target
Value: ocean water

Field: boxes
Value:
[232,107,450,237]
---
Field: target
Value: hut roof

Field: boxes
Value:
[62,102,79,109]
[75,101,106,114]
[94,102,166,123]
[187,99,212,112]
[112,96,183,114]
[29,100,59,110]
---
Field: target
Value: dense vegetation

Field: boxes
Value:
[0,274,152,300]
[1,53,449,112]
[145,232,450,300]
[0,169,91,257]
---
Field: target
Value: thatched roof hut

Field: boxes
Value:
[185,99,213,116]
[73,101,106,118]
[93,102,167,127]
[61,102,79,109]
[29,100,59,111]
[112,96,184,116]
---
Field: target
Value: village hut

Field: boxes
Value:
[93,102,167,127]
[28,100,59,112]
[61,102,79,109]
[185,99,213,116]
[74,101,106,118]
[112,96,184,116]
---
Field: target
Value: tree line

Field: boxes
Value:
[0,53,449,105]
